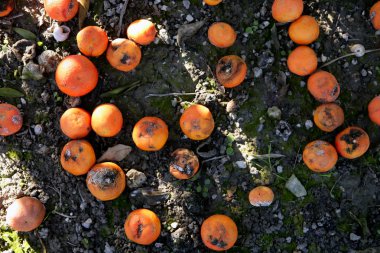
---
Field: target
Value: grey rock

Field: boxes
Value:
[285,174,307,197]
[38,50,60,73]
[21,61,43,80]
[267,106,281,120]
[126,169,147,188]
[129,187,169,206]
[350,233,361,241]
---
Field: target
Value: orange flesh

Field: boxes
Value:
[0,103,23,136]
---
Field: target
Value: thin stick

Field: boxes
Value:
[202,155,227,163]
[320,48,380,69]
[53,210,77,219]
[145,92,196,99]
[117,0,129,37]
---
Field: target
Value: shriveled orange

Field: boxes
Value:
[208,22,236,48]
[60,140,96,176]
[55,55,98,97]
[248,186,275,207]
[91,103,123,137]
[60,107,91,139]
[132,116,168,151]
[307,71,340,102]
[201,214,238,251]
[216,55,247,88]
[44,0,78,21]
[180,104,214,140]
[289,15,319,45]
[127,19,157,46]
[0,103,22,136]
[303,140,338,173]
[272,0,303,23]
[169,148,199,180]
[204,0,222,5]
[287,46,318,76]
[370,2,380,30]
[106,38,141,72]
[368,95,380,125]
[335,126,370,159]
[86,162,126,201]
[313,103,344,132]
[0,0,14,17]
[77,26,108,57]
[124,209,161,245]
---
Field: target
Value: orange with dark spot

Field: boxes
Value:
[44,0,78,22]
[313,103,344,132]
[216,55,247,88]
[91,103,123,137]
[55,55,98,97]
[201,214,238,251]
[86,162,126,201]
[272,0,303,23]
[0,0,15,17]
[124,208,161,245]
[60,140,96,176]
[77,26,109,57]
[307,71,340,102]
[132,116,168,151]
[180,104,214,141]
[368,95,380,125]
[370,2,380,30]
[127,19,157,46]
[287,46,318,76]
[335,126,370,159]
[204,0,222,5]
[106,38,142,72]
[288,15,320,45]
[303,140,338,172]
[208,22,236,48]
[0,103,22,136]
[169,148,199,179]
[248,186,275,207]
[60,107,92,139]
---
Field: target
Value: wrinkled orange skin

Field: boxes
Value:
[124,209,161,245]
[0,0,15,17]
[60,108,91,139]
[289,15,320,45]
[335,127,370,159]
[303,140,338,172]
[287,46,318,76]
[370,2,380,30]
[216,55,247,88]
[91,103,123,137]
[368,95,380,125]
[132,116,168,151]
[180,104,215,140]
[208,22,236,48]
[313,103,344,132]
[169,148,199,179]
[204,0,222,6]
[201,214,238,251]
[307,71,340,102]
[77,26,109,57]
[55,55,98,97]
[44,0,78,21]
[106,38,142,72]
[86,162,126,201]
[60,140,96,176]
[6,197,45,232]
[0,103,22,136]
[127,19,157,45]
[248,186,275,207]
[272,0,303,23]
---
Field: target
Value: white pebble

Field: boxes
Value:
[305,120,313,130]
[235,161,247,169]
[171,222,179,229]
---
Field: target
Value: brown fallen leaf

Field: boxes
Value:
[78,0,90,29]
[177,20,206,47]
[97,144,132,162]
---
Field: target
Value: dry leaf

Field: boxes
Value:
[78,0,90,29]
[97,144,132,162]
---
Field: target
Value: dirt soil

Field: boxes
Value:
[1,0,380,252]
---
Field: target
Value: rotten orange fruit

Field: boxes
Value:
[60,107,91,139]
[289,15,320,45]
[335,126,370,159]
[248,186,275,207]
[272,0,303,23]
[91,103,123,137]
[0,0,15,17]
[132,116,169,151]
[60,140,96,176]
[216,55,247,88]
[77,26,109,57]
[127,19,157,46]
[44,0,78,21]
[303,140,338,173]
[204,0,222,5]
[307,71,340,103]
[169,148,199,179]
[287,46,318,76]
[370,2,380,30]
[313,103,344,132]
[106,38,142,72]
[0,103,22,136]
[208,22,236,48]
[180,104,214,141]
[368,95,380,125]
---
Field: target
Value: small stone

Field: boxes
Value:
[171,227,186,242]
[361,69,367,77]
[286,237,292,243]
[34,124,43,135]
[321,54,327,62]
[226,100,238,113]
[126,169,147,188]
[267,106,281,120]
[350,233,361,241]
[104,242,115,253]
[305,120,313,130]
[183,0,190,9]
[82,218,92,229]
[186,14,194,22]
[276,165,283,173]
[285,174,307,197]
[253,67,263,78]
[21,61,43,80]
[171,222,179,229]
[235,161,247,169]
[300,81,306,87]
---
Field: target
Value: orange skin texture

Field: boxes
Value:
[335,127,370,159]
[106,38,142,72]
[60,108,91,139]
[86,162,126,201]
[204,0,222,5]
[60,140,96,176]
[272,0,303,23]
[216,55,247,88]
[127,19,157,46]
[289,15,320,45]
[169,148,199,179]
[55,55,98,97]
[313,103,344,132]
[44,0,78,21]
[248,186,274,207]
[370,2,380,30]
[287,46,318,76]
[307,71,340,102]
[368,95,380,125]
[303,140,338,173]
[208,22,237,48]
[0,0,14,17]
[180,104,215,141]
[6,197,45,232]
[91,103,123,137]
[201,214,238,251]
[132,116,169,151]
[0,103,22,136]
[77,26,109,57]
[124,209,161,245]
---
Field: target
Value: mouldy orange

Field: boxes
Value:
[216,55,247,88]
[370,2,380,30]
[313,103,344,132]
[60,140,96,176]
[106,38,141,72]
[169,148,199,179]
[307,71,340,102]
[303,140,338,172]
[132,116,168,151]
[44,0,79,21]
[368,95,380,125]
[0,103,23,136]
[335,126,370,159]
[180,104,215,140]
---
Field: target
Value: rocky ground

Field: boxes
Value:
[0,0,380,252]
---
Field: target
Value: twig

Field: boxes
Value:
[202,155,228,163]
[47,185,62,207]
[53,210,77,219]
[320,48,380,68]
[117,0,129,37]
[145,92,196,99]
